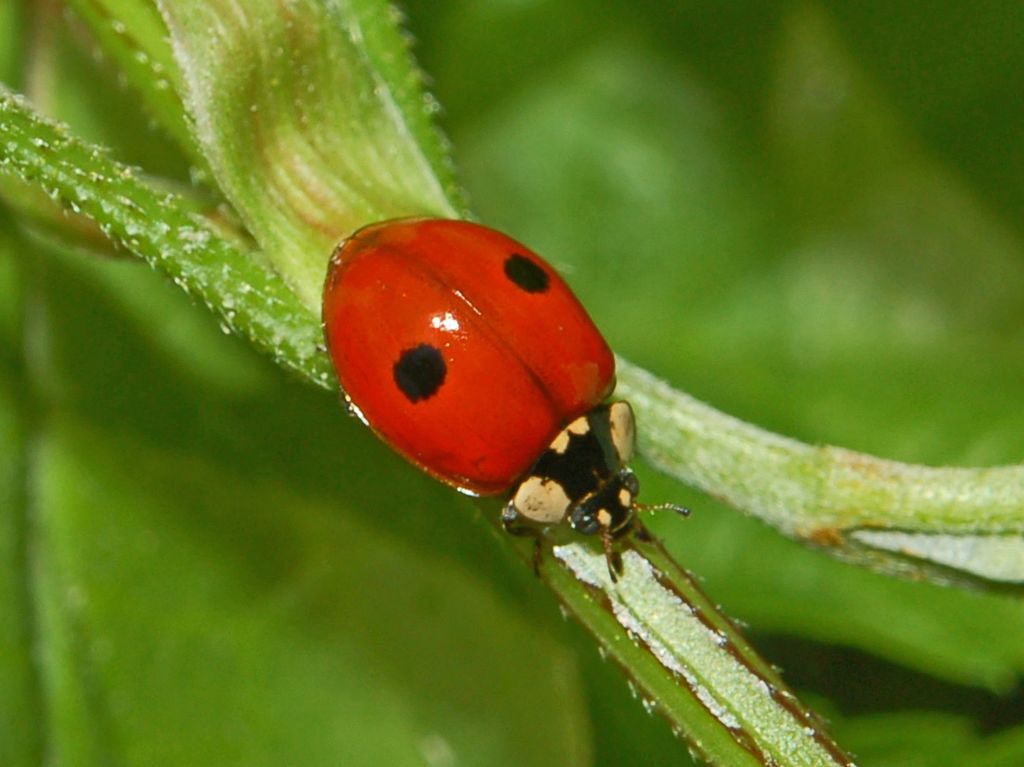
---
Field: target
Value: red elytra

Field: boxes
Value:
[322,218,615,495]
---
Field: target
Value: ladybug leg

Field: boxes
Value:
[633,522,653,543]
[530,537,543,575]
[601,525,623,583]
[502,505,545,576]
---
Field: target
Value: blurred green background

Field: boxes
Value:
[2,1,1023,765]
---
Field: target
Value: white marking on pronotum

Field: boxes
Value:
[567,416,590,436]
[514,476,570,523]
[608,401,636,463]
[550,429,571,454]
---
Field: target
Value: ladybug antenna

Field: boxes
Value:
[635,501,690,518]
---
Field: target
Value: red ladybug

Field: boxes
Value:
[322,218,682,576]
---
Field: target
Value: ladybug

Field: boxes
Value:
[322,218,684,578]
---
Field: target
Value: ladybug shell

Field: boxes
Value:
[322,218,615,495]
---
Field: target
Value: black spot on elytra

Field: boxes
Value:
[393,344,446,403]
[504,253,550,293]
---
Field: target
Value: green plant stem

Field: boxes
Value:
[618,362,1024,584]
